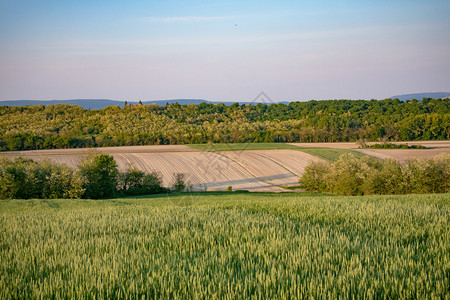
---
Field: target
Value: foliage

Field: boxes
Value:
[79,152,118,199]
[298,160,330,191]
[0,193,448,298]
[0,156,84,199]
[0,98,448,151]
[171,173,187,192]
[365,143,426,149]
[300,153,450,195]
[117,169,164,196]
[0,154,167,199]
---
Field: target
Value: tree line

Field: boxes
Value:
[0,98,448,151]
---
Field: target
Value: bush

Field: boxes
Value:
[299,160,330,192]
[41,161,85,199]
[433,153,450,193]
[0,153,169,199]
[0,157,24,199]
[325,154,368,196]
[403,155,449,194]
[300,153,450,195]
[370,159,404,195]
[0,157,84,199]
[172,173,187,192]
[79,152,118,199]
[1,153,171,199]
[365,143,426,149]
[117,169,164,196]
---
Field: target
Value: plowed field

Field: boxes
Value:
[3,142,448,191]
[355,148,450,161]
[1,146,322,191]
[289,141,450,149]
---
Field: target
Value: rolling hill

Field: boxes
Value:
[389,92,449,101]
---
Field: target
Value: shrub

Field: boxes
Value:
[403,155,449,194]
[1,153,171,199]
[378,159,404,194]
[300,153,450,195]
[0,157,22,199]
[79,152,118,199]
[0,157,85,199]
[365,143,426,149]
[433,153,450,193]
[172,173,187,192]
[299,160,330,192]
[325,154,370,196]
[117,169,164,196]
[41,161,85,199]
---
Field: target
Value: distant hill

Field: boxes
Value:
[390,92,449,101]
[4,93,449,109]
[0,99,124,110]
[0,98,290,109]
[0,99,209,110]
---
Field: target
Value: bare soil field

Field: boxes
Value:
[115,150,323,191]
[1,147,321,192]
[0,145,194,156]
[355,148,450,161]
[219,150,322,188]
[289,141,450,149]
[2,142,448,191]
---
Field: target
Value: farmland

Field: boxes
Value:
[0,193,449,298]
[356,148,450,162]
[1,142,449,191]
[0,144,326,191]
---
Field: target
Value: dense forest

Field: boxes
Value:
[0,98,449,151]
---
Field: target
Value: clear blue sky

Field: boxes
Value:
[1,0,449,101]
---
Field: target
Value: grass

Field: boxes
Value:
[188,143,301,151]
[364,142,427,149]
[1,193,449,299]
[294,147,368,161]
[279,185,305,190]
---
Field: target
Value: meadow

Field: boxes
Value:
[1,192,449,299]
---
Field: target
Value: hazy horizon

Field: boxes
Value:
[1,0,449,102]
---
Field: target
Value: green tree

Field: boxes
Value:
[117,169,163,195]
[172,173,187,192]
[299,160,330,192]
[0,157,85,199]
[79,152,118,199]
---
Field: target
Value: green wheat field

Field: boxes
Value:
[1,192,449,299]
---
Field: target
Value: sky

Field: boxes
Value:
[0,0,449,102]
